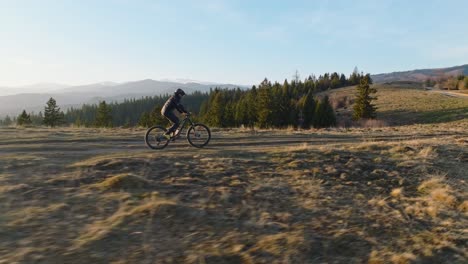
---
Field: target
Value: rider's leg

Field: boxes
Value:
[164,111,179,135]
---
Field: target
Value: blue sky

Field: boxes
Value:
[1,0,467,87]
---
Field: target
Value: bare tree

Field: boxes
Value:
[293,69,300,83]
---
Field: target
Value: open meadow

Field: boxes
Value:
[1,85,467,263]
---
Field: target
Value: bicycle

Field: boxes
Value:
[144,113,211,149]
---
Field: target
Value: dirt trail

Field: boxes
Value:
[426,87,468,98]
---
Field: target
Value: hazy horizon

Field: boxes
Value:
[0,78,250,97]
[1,0,468,90]
[2,62,468,88]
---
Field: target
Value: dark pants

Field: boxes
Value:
[163,111,179,134]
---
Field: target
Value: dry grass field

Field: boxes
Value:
[327,84,468,126]
[1,85,467,263]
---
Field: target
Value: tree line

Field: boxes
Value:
[4,98,66,127]
[1,70,376,128]
[199,71,372,128]
[1,92,209,128]
[199,79,335,128]
[64,91,208,127]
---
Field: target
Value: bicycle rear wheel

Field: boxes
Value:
[145,126,170,149]
[187,124,211,148]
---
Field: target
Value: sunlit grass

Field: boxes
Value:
[0,114,466,263]
[327,84,468,126]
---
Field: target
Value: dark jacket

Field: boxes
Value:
[161,94,187,115]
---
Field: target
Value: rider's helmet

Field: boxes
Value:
[174,88,186,96]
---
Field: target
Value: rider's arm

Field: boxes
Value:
[172,95,187,113]
[176,103,187,114]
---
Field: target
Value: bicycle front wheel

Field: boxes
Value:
[187,124,211,148]
[145,126,170,149]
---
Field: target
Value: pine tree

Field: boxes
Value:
[223,102,235,127]
[330,72,340,88]
[313,96,336,128]
[3,115,13,126]
[340,74,347,87]
[270,83,283,127]
[95,101,113,127]
[313,100,323,128]
[293,70,300,84]
[288,99,299,127]
[206,91,224,127]
[234,96,248,126]
[30,111,44,126]
[17,110,32,126]
[74,116,83,127]
[299,92,316,128]
[279,80,292,127]
[322,96,336,127]
[150,106,169,126]
[256,78,272,128]
[349,66,360,85]
[43,97,64,127]
[138,111,151,127]
[246,86,258,128]
[353,75,377,120]
[199,101,209,121]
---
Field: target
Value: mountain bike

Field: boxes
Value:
[144,113,211,149]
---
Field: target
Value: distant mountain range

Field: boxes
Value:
[371,64,468,83]
[2,64,467,118]
[0,79,245,117]
[0,83,72,96]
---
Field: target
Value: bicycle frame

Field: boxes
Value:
[172,116,195,137]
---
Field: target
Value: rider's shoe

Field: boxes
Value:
[163,133,171,140]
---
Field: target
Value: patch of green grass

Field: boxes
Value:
[419,107,467,123]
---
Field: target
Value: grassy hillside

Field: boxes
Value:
[1,86,467,263]
[327,84,468,126]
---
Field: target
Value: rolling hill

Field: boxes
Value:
[0,79,245,117]
[371,64,468,83]
[3,63,468,118]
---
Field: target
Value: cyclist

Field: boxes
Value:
[161,88,188,139]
